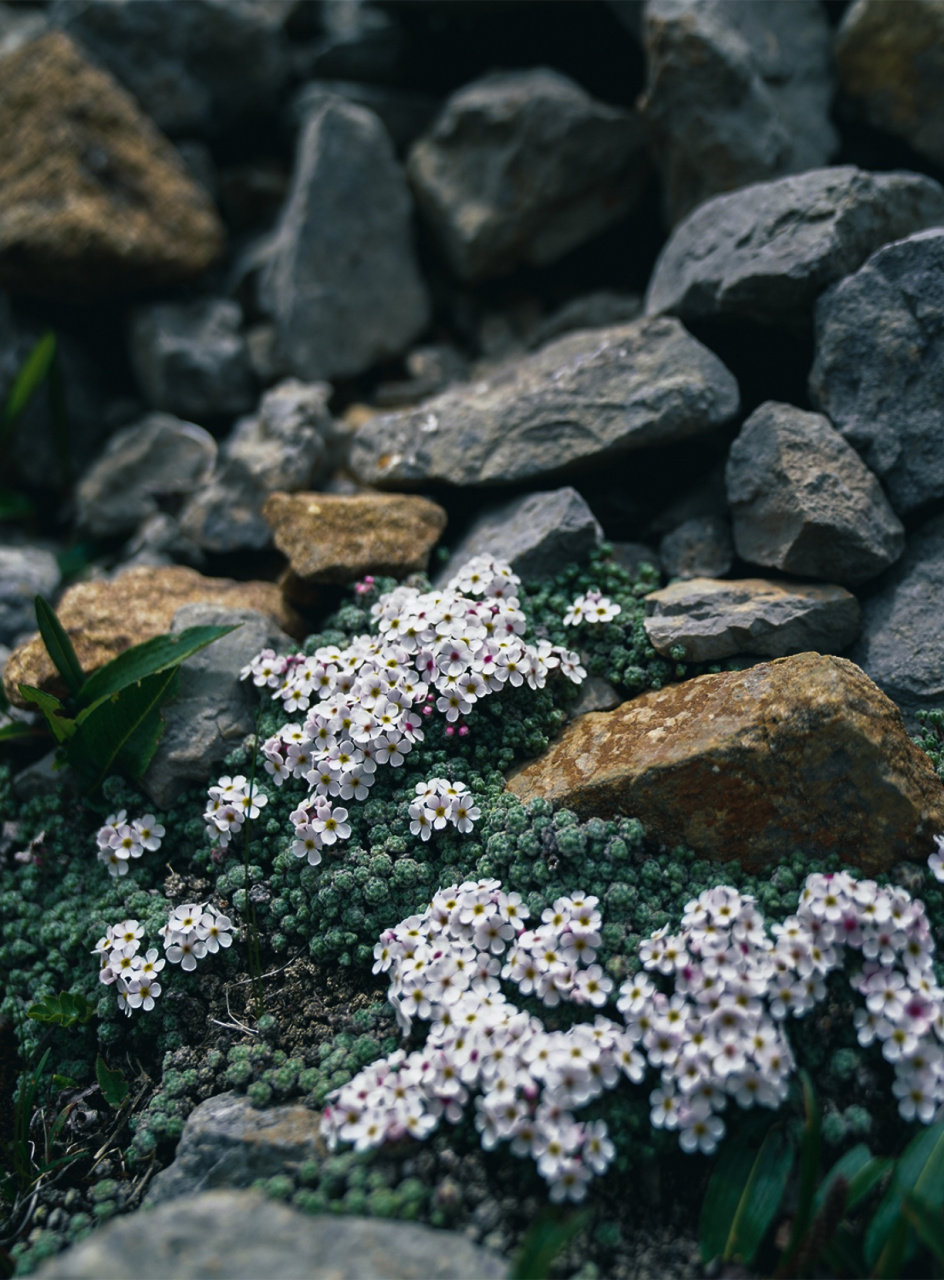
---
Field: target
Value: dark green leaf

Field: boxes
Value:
[1,331,56,440]
[511,1209,590,1280]
[812,1146,890,1220]
[778,1071,821,1273]
[34,595,84,697]
[76,624,237,708]
[26,991,94,1028]
[865,1123,944,1274]
[68,667,177,788]
[700,1117,795,1266]
[902,1193,944,1265]
[0,720,44,743]
[95,1057,128,1108]
[17,684,75,743]
[52,1075,79,1091]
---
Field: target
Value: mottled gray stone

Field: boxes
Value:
[659,517,733,580]
[291,80,437,154]
[75,413,217,539]
[176,461,274,556]
[846,513,944,732]
[375,344,470,409]
[644,576,861,662]
[568,675,622,718]
[527,290,643,349]
[35,1191,508,1280]
[610,541,662,579]
[646,167,944,327]
[641,0,838,224]
[809,228,944,516]
[142,606,291,808]
[0,545,60,645]
[52,0,292,138]
[438,488,602,585]
[350,317,740,489]
[261,97,430,382]
[725,401,905,585]
[408,68,649,281]
[129,299,255,421]
[120,513,205,570]
[0,2,47,58]
[227,378,334,492]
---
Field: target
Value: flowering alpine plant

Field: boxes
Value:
[95,810,165,877]
[323,852,944,1202]
[234,555,584,868]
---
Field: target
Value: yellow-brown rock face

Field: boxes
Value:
[4,566,303,707]
[0,32,224,298]
[507,652,944,874]
[263,491,447,585]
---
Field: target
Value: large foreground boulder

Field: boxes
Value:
[506,652,944,874]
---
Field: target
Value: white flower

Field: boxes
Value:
[132,814,165,851]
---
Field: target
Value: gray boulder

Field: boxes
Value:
[291,80,437,155]
[659,516,733,580]
[75,413,217,539]
[226,378,334,492]
[51,0,292,138]
[260,97,430,382]
[0,545,60,645]
[0,2,47,58]
[644,575,861,662]
[176,460,273,555]
[641,0,837,224]
[142,605,291,808]
[350,317,740,488]
[809,228,944,516]
[35,1191,508,1280]
[129,299,255,421]
[645,166,944,327]
[846,514,944,732]
[437,488,603,585]
[408,68,649,282]
[725,402,904,585]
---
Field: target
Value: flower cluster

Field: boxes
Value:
[158,901,234,972]
[95,810,164,877]
[562,589,621,627]
[203,775,269,848]
[238,556,584,861]
[408,778,481,842]
[93,918,164,1016]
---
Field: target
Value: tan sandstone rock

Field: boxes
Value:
[0,32,224,298]
[263,490,447,585]
[4,566,303,707]
[507,652,944,874]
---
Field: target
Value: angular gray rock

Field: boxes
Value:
[260,97,430,382]
[146,1092,325,1207]
[407,68,649,281]
[226,378,334,492]
[129,299,255,421]
[641,0,838,224]
[51,0,292,139]
[725,401,905,585]
[0,545,60,645]
[837,0,944,169]
[645,167,944,327]
[846,513,944,732]
[75,413,217,539]
[35,1191,508,1280]
[350,317,740,488]
[437,488,603,585]
[176,460,272,555]
[659,516,733,580]
[568,675,622,718]
[643,576,861,662]
[142,605,291,808]
[809,228,944,516]
[291,80,438,155]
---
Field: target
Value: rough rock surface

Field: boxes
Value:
[291,80,438,155]
[836,0,944,168]
[75,413,217,538]
[526,290,642,349]
[506,652,944,874]
[0,32,224,298]
[34,1191,509,1280]
[846,514,944,732]
[809,228,944,516]
[641,0,837,224]
[643,576,861,662]
[225,379,334,493]
[725,401,905,585]
[143,605,292,808]
[177,460,274,555]
[129,299,254,421]
[52,0,292,139]
[4,566,302,708]
[146,1092,325,1207]
[437,488,602,585]
[645,166,944,327]
[407,68,649,281]
[263,491,447,584]
[658,517,732,580]
[261,96,430,382]
[0,545,61,646]
[350,318,740,489]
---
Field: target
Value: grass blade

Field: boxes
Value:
[0,331,56,444]
[701,1116,795,1267]
[33,596,84,697]
[76,624,237,709]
